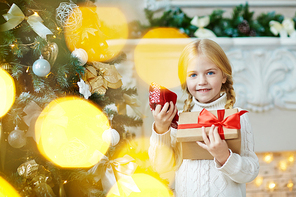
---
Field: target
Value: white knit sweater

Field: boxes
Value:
[148,94,260,197]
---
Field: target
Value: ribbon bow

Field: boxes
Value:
[120,93,142,117]
[0,3,53,39]
[23,101,42,141]
[269,18,296,38]
[178,109,247,140]
[190,16,216,38]
[88,153,140,196]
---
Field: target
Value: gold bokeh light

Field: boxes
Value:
[35,97,110,168]
[64,6,128,62]
[0,176,20,196]
[107,173,173,197]
[254,176,263,187]
[278,160,288,171]
[0,68,15,118]
[263,153,273,163]
[115,137,176,186]
[134,27,189,89]
[288,154,294,163]
[268,181,276,191]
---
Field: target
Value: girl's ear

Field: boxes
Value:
[222,75,227,84]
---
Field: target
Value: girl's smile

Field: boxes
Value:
[186,54,226,103]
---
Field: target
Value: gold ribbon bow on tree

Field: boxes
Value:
[190,15,216,38]
[85,62,123,95]
[269,18,296,38]
[88,153,140,196]
[0,3,53,39]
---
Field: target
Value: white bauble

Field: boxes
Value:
[71,48,88,66]
[32,59,51,77]
[102,128,120,146]
[8,126,26,148]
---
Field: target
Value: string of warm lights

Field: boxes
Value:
[247,151,295,195]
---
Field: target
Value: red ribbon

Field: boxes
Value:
[177,109,248,140]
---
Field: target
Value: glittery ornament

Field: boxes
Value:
[17,160,39,179]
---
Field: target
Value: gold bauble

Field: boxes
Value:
[41,42,58,65]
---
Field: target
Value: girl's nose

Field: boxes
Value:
[198,75,208,85]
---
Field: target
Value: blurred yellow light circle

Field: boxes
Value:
[143,27,189,39]
[0,176,20,197]
[0,68,15,118]
[35,97,110,168]
[64,6,128,62]
[114,137,175,185]
[107,173,172,197]
[134,27,188,88]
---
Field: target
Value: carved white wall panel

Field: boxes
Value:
[228,48,296,112]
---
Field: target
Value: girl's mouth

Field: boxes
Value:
[197,89,210,92]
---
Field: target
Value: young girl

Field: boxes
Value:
[148,39,259,196]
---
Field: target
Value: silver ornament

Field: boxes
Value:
[8,126,26,148]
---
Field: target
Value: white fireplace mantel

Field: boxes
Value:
[117,37,296,152]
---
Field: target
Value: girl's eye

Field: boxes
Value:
[189,73,197,78]
[207,71,214,75]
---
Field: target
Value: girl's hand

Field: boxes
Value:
[152,101,177,134]
[197,125,230,165]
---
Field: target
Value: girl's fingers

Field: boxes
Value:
[213,126,222,141]
[154,104,162,114]
[196,141,207,150]
[208,125,216,143]
[160,102,170,114]
[201,127,209,145]
[168,102,177,119]
[168,101,174,112]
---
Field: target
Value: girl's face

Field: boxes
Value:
[186,54,226,103]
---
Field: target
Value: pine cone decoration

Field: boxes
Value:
[238,20,250,34]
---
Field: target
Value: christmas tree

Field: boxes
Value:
[0,0,153,196]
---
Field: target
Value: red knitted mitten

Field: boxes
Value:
[149,82,179,129]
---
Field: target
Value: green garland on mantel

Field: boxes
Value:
[129,3,296,38]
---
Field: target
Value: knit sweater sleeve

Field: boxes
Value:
[148,122,178,174]
[214,111,260,183]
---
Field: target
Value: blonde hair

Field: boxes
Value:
[178,39,236,111]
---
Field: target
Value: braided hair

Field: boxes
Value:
[178,39,236,110]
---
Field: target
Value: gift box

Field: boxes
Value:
[176,108,247,160]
